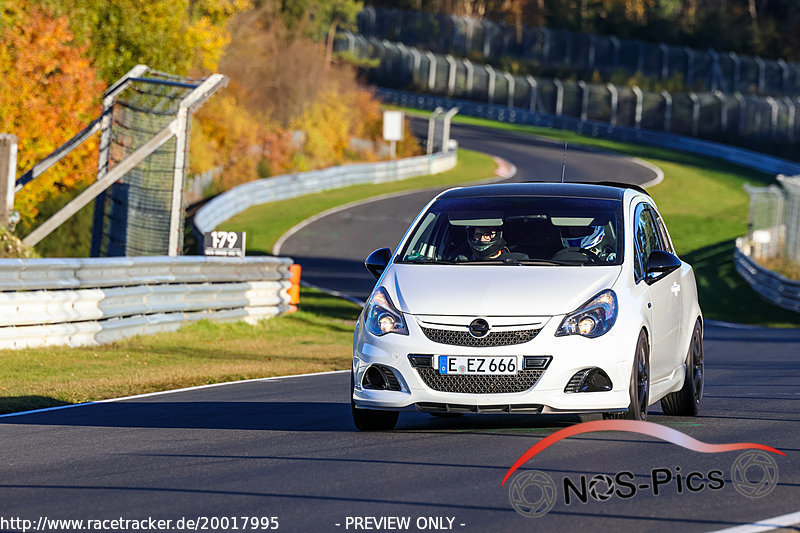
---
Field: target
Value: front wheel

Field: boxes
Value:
[351,367,398,431]
[661,319,704,416]
[604,329,649,421]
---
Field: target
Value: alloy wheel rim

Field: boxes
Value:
[637,339,649,418]
[692,328,704,401]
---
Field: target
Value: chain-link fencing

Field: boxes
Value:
[358,7,800,97]
[337,34,800,151]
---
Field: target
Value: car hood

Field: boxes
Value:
[384,264,622,316]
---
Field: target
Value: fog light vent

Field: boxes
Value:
[363,365,402,391]
[565,368,612,393]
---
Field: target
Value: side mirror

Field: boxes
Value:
[645,250,681,285]
[365,248,392,279]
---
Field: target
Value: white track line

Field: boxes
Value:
[706,510,800,533]
[0,370,349,419]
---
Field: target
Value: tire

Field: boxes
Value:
[351,367,399,431]
[661,319,704,416]
[604,329,650,421]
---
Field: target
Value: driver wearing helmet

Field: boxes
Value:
[560,224,616,261]
[459,225,528,261]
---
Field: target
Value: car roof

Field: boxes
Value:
[438,181,641,201]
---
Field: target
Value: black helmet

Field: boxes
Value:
[466,226,505,259]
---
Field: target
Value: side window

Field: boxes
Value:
[655,214,675,255]
[633,203,660,281]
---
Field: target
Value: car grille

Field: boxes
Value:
[420,326,540,347]
[414,367,545,394]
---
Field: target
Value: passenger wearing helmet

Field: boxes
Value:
[459,226,528,261]
[558,224,616,262]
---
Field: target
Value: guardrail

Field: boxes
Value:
[0,256,294,349]
[734,239,800,313]
[194,149,457,235]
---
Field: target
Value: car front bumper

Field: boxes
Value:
[352,313,637,414]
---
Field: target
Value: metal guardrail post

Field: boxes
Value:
[0,134,17,229]
[756,57,766,95]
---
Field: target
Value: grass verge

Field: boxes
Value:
[0,287,360,415]
[218,148,497,253]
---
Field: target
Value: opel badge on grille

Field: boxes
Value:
[468,318,490,338]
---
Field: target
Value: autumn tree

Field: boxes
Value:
[0,5,105,230]
[36,0,251,82]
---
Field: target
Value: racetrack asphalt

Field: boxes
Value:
[1,121,798,532]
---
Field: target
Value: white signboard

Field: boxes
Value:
[383,110,404,141]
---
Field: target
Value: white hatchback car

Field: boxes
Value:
[351,182,703,430]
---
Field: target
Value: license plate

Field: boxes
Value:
[438,356,518,375]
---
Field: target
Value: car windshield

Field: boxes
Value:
[398,196,624,266]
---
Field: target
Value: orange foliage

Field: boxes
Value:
[0,6,105,227]
[190,92,293,190]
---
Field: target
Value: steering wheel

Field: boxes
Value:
[552,247,601,264]
[578,248,602,264]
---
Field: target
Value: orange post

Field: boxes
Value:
[288,264,301,306]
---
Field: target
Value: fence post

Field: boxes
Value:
[427,107,443,154]
[554,79,564,116]
[463,58,474,97]
[685,47,695,88]
[689,92,700,136]
[486,64,496,105]
[765,97,779,140]
[578,81,588,122]
[504,72,515,108]
[0,134,17,229]
[755,57,766,95]
[729,52,741,92]
[445,55,457,96]
[715,91,728,132]
[588,35,596,72]
[632,86,643,129]
[526,75,538,112]
[784,97,796,142]
[660,44,669,80]
[709,48,720,92]
[425,51,437,91]
[736,93,747,137]
[661,90,672,132]
[778,59,789,94]
[607,84,619,126]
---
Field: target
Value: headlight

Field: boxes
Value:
[364,287,408,336]
[555,289,617,338]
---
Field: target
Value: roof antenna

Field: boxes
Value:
[560,141,568,183]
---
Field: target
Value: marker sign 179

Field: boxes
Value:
[203,231,246,257]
